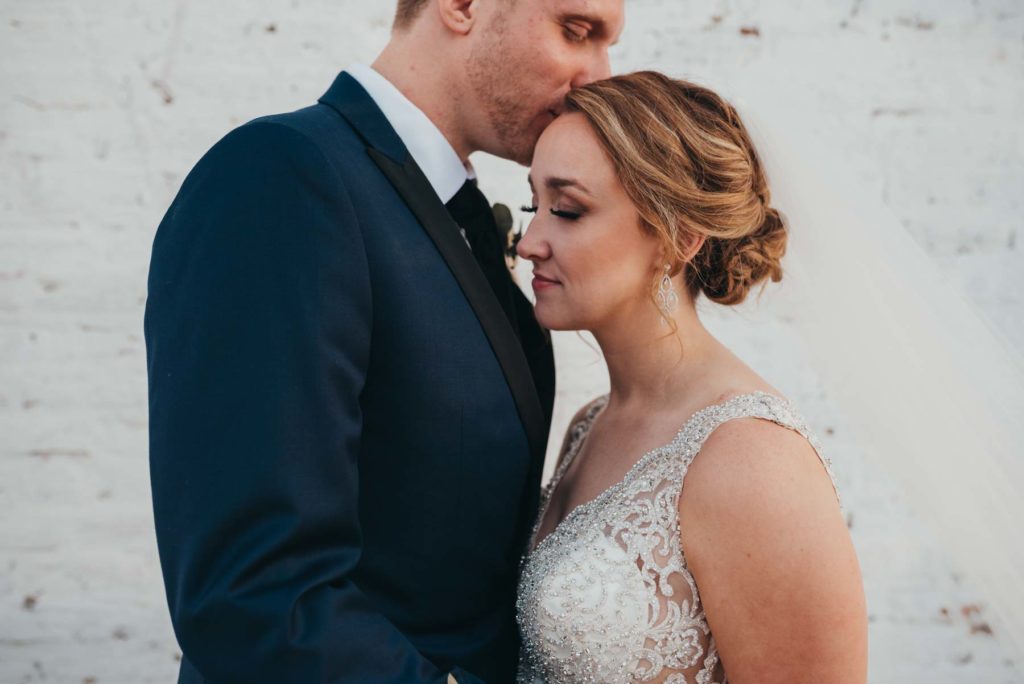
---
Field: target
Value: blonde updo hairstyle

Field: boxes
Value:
[564,71,786,308]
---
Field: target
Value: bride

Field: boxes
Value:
[513,71,868,683]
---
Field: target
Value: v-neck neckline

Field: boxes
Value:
[529,391,779,554]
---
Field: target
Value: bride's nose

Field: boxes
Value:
[516,220,551,262]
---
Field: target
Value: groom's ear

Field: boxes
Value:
[436,0,480,35]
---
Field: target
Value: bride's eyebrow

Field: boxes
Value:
[527,174,592,197]
[546,176,592,196]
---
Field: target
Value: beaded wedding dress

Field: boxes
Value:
[516,391,839,684]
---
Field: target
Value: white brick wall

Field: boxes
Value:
[1,1,1021,681]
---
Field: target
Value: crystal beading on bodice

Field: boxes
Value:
[516,392,839,684]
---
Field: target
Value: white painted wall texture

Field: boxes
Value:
[1,1,1022,682]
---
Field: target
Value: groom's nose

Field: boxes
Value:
[593,50,612,81]
[572,50,612,89]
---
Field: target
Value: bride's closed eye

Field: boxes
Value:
[521,205,584,221]
[551,208,582,220]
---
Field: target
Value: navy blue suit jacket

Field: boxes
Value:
[145,72,555,683]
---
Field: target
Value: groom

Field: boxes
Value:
[145,0,622,682]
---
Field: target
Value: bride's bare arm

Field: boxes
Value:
[677,418,867,683]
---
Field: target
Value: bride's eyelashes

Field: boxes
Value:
[520,204,584,221]
[550,208,582,221]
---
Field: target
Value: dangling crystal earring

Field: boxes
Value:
[656,263,679,323]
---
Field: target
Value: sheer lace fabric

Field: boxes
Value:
[516,392,839,684]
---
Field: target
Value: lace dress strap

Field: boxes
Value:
[675,391,841,507]
[529,395,610,552]
[549,394,610,488]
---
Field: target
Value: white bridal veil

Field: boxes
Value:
[729,82,1024,662]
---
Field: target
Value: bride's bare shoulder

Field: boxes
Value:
[679,417,831,518]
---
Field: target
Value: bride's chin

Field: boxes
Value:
[533,306,571,332]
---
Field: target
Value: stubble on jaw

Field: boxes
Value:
[465,22,546,166]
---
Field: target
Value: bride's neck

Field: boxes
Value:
[592,299,720,407]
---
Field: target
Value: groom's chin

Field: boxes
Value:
[504,126,545,167]
[507,140,538,167]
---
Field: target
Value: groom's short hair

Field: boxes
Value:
[394,0,514,30]
[393,0,429,29]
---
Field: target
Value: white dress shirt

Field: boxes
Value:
[345,62,474,204]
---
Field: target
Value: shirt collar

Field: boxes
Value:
[345,62,474,204]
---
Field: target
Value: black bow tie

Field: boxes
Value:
[445,179,519,332]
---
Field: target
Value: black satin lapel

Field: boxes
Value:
[367,148,548,462]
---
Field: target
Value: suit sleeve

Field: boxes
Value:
[144,121,484,684]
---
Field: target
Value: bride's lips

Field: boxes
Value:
[532,272,561,292]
